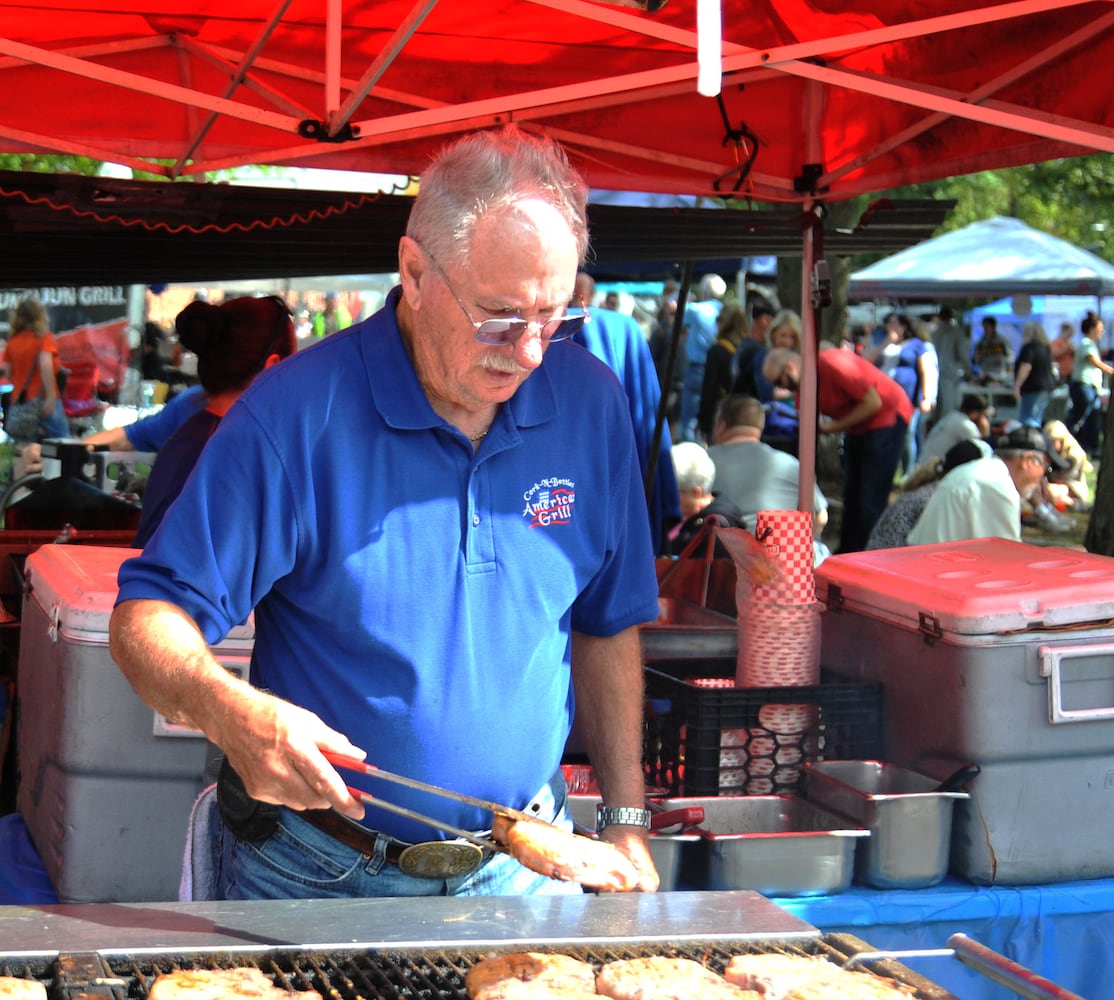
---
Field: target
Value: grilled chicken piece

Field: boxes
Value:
[596,957,761,1000]
[0,977,47,1000]
[148,968,296,1000]
[724,954,915,1000]
[466,952,598,1000]
[491,813,640,891]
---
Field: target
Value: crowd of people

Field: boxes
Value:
[657,287,1107,556]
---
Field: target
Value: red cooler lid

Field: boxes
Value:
[815,538,1114,635]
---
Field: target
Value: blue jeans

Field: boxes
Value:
[1067,381,1102,453]
[679,363,705,442]
[218,772,583,899]
[839,418,907,554]
[1018,391,1051,428]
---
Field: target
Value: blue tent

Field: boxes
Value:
[967,294,1112,357]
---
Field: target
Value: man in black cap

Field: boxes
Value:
[908,425,1070,545]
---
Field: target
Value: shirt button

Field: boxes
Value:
[472,515,480,527]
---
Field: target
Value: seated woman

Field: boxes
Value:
[133,296,296,547]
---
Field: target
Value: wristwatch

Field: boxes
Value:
[596,805,652,833]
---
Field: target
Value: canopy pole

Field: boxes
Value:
[798,208,820,515]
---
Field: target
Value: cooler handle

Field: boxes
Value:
[1038,644,1114,724]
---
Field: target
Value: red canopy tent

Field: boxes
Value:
[0,0,1110,199]
[2,0,1112,508]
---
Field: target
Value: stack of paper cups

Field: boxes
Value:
[736,509,822,791]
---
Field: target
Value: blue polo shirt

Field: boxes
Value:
[117,288,660,843]
[125,384,207,452]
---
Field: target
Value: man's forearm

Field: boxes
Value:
[570,626,647,808]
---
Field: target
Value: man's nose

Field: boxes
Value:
[513,326,545,369]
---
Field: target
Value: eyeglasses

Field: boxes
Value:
[422,247,589,346]
[1027,452,1052,475]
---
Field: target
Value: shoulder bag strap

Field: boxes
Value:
[13,335,43,404]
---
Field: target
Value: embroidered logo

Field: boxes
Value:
[523,477,576,528]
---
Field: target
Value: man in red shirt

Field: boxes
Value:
[763,346,913,553]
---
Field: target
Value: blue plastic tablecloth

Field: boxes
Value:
[0,812,59,904]
[771,877,1114,999]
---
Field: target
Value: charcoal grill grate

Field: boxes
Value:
[1,935,957,999]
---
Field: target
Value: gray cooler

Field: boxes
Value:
[17,544,254,902]
[815,538,1114,885]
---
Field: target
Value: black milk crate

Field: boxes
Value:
[643,663,883,796]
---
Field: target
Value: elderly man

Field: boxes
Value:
[763,345,912,553]
[109,126,661,899]
[707,394,828,548]
[908,425,1070,545]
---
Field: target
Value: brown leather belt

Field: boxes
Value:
[301,808,403,861]
[299,808,486,878]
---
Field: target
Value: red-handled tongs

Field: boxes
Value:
[323,751,528,852]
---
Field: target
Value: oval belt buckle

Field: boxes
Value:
[398,841,484,879]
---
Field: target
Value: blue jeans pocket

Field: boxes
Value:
[223,817,377,899]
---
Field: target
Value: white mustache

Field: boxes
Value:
[480,354,530,375]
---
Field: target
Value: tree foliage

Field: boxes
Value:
[880,154,1114,260]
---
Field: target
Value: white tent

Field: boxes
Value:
[849,217,1114,299]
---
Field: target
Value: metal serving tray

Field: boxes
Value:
[669,796,868,897]
[639,597,737,661]
[802,760,968,889]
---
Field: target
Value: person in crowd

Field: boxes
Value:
[2,297,69,443]
[731,300,775,399]
[108,125,661,899]
[763,345,912,554]
[141,322,169,382]
[907,425,1069,546]
[1012,321,1056,427]
[918,392,992,469]
[707,394,828,562]
[696,302,746,443]
[1065,310,1113,455]
[757,309,803,406]
[572,272,682,554]
[667,440,745,555]
[971,315,1014,384]
[648,289,681,411]
[1049,320,1076,386]
[603,291,621,311]
[311,291,352,338]
[866,439,988,550]
[132,296,296,548]
[83,383,209,453]
[679,273,727,441]
[1044,418,1093,512]
[884,313,938,475]
[931,306,970,415]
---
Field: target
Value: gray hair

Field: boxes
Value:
[671,441,715,493]
[405,125,590,267]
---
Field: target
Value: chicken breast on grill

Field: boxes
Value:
[466,951,598,1000]
[724,954,915,1000]
[596,957,760,1000]
[148,967,296,1000]
[0,977,47,1000]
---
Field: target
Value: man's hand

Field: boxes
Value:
[216,689,368,820]
[598,826,660,893]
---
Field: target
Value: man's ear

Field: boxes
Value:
[397,236,427,307]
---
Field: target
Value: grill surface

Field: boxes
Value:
[2,936,957,999]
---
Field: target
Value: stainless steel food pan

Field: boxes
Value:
[666,795,867,897]
[802,760,969,889]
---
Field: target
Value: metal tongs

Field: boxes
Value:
[323,751,529,853]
